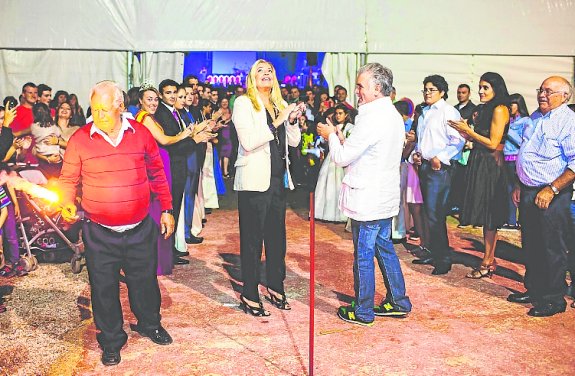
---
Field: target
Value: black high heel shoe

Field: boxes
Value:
[265,288,291,310]
[239,295,270,317]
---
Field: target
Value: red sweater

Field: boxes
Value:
[12,105,33,134]
[59,119,172,226]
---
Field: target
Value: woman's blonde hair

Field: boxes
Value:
[246,59,286,112]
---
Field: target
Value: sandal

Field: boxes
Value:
[265,288,291,310]
[466,262,497,279]
[239,295,270,317]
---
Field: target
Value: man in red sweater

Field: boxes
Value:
[11,82,37,136]
[60,80,175,366]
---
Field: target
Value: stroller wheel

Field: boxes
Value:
[70,255,82,274]
[30,256,39,271]
[20,256,34,272]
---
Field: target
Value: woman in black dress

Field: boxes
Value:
[448,72,510,279]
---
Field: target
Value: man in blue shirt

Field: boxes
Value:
[509,76,575,317]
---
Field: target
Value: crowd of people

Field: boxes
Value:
[0,60,574,361]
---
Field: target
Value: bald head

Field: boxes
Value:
[90,81,124,133]
[537,76,572,114]
[90,81,124,110]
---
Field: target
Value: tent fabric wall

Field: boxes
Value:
[0,50,128,110]
[365,54,574,113]
[366,0,575,56]
[2,0,136,51]
[134,0,367,52]
[132,52,185,89]
[322,53,365,106]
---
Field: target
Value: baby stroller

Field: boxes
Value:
[16,168,85,274]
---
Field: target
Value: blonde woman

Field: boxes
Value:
[233,60,304,316]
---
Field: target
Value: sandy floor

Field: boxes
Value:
[1,187,574,375]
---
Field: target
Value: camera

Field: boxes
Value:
[3,96,18,109]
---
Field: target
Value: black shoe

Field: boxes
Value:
[265,288,291,310]
[566,284,574,298]
[101,348,121,366]
[202,218,207,224]
[205,208,212,215]
[374,301,409,318]
[174,257,190,265]
[130,324,173,345]
[412,257,434,265]
[239,295,270,317]
[392,237,406,244]
[173,249,189,257]
[431,263,452,275]
[507,291,531,304]
[185,235,204,244]
[527,302,566,317]
[337,305,374,327]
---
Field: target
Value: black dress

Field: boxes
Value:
[460,104,510,230]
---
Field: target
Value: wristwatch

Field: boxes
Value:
[162,209,174,215]
[548,184,560,195]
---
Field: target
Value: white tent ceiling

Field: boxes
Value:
[1,0,574,110]
[5,0,574,55]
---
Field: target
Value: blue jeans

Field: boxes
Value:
[351,218,411,322]
[418,161,453,264]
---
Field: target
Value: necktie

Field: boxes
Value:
[173,110,184,131]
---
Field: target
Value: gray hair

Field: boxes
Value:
[90,80,124,109]
[357,63,394,96]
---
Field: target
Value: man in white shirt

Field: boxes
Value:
[318,63,411,326]
[412,75,465,275]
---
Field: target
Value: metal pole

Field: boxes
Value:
[309,192,315,376]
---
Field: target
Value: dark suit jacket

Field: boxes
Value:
[457,101,477,122]
[155,102,194,160]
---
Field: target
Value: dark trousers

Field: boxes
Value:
[418,161,454,265]
[83,215,161,350]
[449,161,466,210]
[238,176,287,302]
[170,157,187,226]
[520,185,572,305]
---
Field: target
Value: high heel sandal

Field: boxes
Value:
[265,288,291,310]
[466,262,497,279]
[239,295,270,317]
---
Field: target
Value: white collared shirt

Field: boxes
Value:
[415,99,465,165]
[89,116,135,147]
[161,102,175,113]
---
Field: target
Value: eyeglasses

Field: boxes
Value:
[421,88,439,94]
[536,88,566,97]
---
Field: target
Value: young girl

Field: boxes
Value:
[31,103,65,179]
[314,104,354,222]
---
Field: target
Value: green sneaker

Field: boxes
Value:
[337,305,374,327]
[374,301,409,318]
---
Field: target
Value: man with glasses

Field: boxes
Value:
[411,75,465,275]
[508,76,575,317]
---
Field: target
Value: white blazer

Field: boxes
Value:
[328,97,405,221]
[232,95,301,192]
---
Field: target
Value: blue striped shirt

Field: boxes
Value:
[517,104,575,187]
